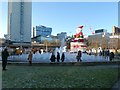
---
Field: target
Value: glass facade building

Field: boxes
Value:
[36,25,52,37]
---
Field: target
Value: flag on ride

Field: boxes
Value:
[78,26,84,29]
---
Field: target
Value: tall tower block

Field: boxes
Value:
[8,0,32,44]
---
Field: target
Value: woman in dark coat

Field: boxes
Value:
[109,52,114,61]
[76,50,82,62]
[2,48,9,70]
[61,52,65,62]
[50,52,56,62]
[57,52,60,62]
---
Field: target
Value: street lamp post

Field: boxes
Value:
[102,32,105,49]
[46,40,48,52]
[44,39,48,52]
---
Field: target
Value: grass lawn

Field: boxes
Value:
[2,65,120,89]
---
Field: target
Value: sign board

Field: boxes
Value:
[95,29,104,34]
[70,42,86,52]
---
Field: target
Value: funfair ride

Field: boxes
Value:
[70,26,87,52]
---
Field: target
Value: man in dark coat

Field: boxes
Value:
[109,52,114,61]
[61,52,65,62]
[50,52,56,62]
[76,50,82,62]
[2,48,9,70]
[57,52,60,62]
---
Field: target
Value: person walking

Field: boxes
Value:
[61,52,65,62]
[99,50,102,56]
[102,49,105,56]
[57,52,60,62]
[2,48,9,70]
[104,49,107,59]
[39,49,41,54]
[109,52,114,61]
[50,52,56,62]
[106,49,110,60]
[28,51,33,65]
[76,50,82,62]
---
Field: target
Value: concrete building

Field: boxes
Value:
[109,35,120,50]
[108,26,120,51]
[57,32,67,40]
[88,29,110,49]
[84,26,120,52]
[8,0,32,44]
[0,38,6,47]
[112,26,120,35]
[95,29,107,34]
[36,25,52,37]
[31,35,61,50]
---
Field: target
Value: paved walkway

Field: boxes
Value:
[112,79,120,90]
[0,61,119,67]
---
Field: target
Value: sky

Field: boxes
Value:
[0,1,118,38]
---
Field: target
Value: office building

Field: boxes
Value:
[95,29,107,34]
[112,26,120,35]
[57,32,67,40]
[36,25,52,37]
[108,26,120,50]
[8,0,32,44]
[88,29,110,49]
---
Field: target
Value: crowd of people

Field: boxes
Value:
[50,52,65,63]
[87,48,115,61]
[27,50,66,65]
[1,47,116,70]
[1,47,82,69]
[99,49,115,61]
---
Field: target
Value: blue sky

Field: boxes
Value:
[1,2,118,38]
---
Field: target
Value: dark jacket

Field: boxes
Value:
[77,51,82,58]
[2,49,9,61]
[109,52,114,61]
[50,54,56,62]
[57,52,60,61]
[61,53,65,62]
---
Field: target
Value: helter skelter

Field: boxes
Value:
[70,26,87,52]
